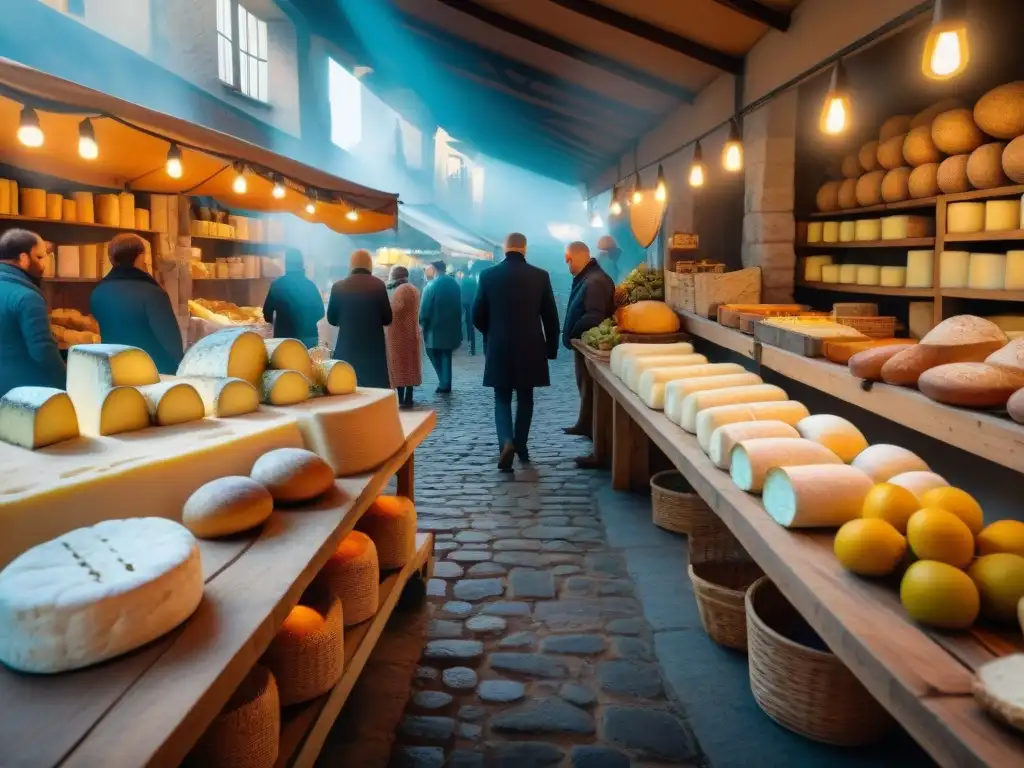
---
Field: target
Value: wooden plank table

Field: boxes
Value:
[584,359,1024,768]
[0,410,435,768]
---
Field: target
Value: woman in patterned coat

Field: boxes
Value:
[386,265,423,408]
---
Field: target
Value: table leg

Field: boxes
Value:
[593,379,612,466]
[612,400,634,491]
[628,415,650,493]
[397,454,415,501]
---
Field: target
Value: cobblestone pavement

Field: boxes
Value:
[389,345,699,768]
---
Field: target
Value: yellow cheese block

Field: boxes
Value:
[803,255,833,282]
[822,221,839,243]
[947,202,985,234]
[260,370,309,406]
[906,250,935,288]
[265,338,313,379]
[162,375,259,417]
[856,265,881,285]
[136,381,206,426]
[968,253,1007,290]
[0,178,9,214]
[1006,252,1024,290]
[73,191,95,223]
[56,246,80,278]
[696,400,810,452]
[8,180,17,215]
[119,192,135,229]
[65,344,160,436]
[839,221,856,242]
[45,193,62,221]
[0,387,79,450]
[135,208,150,230]
[880,266,907,287]
[314,360,357,396]
[939,251,970,288]
[839,264,860,284]
[96,194,120,227]
[854,219,881,242]
[20,188,46,218]
[882,215,933,240]
[985,200,1020,232]
[177,329,268,386]
[807,222,823,243]
[80,244,99,279]
[821,265,841,283]
[61,198,77,222]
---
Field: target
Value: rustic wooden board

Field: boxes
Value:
[754,321,866,357]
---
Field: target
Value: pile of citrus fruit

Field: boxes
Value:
[834,483,1024,630]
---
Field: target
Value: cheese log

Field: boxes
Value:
[679,384,788,433]
[852,444,929,483]
[624,354,707,392]
[807,222,824,242]
[182,476,274,538]
[0,518,202,673]
[1008,388,1024,424]
[265,338,313,379]
[260,370,310,406]
[251,447,334,503]
[56,245,80,278]
[708,421,800,470]
[357,495,417,569]
[135,209,150,230]
[662,372,762,420]
[20,188,46,218]
[822,222,839,243]
[61,198,77,222]
[75,386,150,437]
[313,360,357,396]
[118,192,135,229]
[177,329,268,386]
[839,264,859,284]
[821,265,840,283]
[839,221,856,242]
[96,194,120,226]
[609,342,694,377]
[695,401,810,452]
[730,438,842,493]
[73,192,94,223]
[854,219,881,241]
[639,362,745,409]
[856,265,881,285]
[889,470,949,500]
[794,414,868,463]
[314,530,379,626]
[918,362,1024,408]
[45,193,62,220]
[0,387,79,449]
[762,464,874,528]
[136,381,205,426]
[163,375,259,417]
[849,344,917,380]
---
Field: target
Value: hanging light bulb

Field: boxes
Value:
[272,175,286,199]
[77,118,98,160]
[722,119,743,172]
[922,0,969,80]
[306,191,317,215]
[819,60,851,136]
[631,172,643,205]
[166,143,183,179]
[609,184,622,216]
[17,106,43,148]
[346,209,360,221]
[232,165,248,194]
[689,141,706,188]
[590,211,603,228]
[655,164,667,202]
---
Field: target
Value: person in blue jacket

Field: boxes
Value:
[419,260,463,393]
[90,233,183,375]
[262,248,325,349]
[0,228,65,397]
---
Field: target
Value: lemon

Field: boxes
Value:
[968,554,1024,622]
[834,518,907,576]
[906,507,975,569]
[920,486,984,536]
[900,560,980,629]
[977,520,1024,557]
[862,482,921,534]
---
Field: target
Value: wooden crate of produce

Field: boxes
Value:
[665,267,761,318]
[754,318,867,357]
[717,304,805,328]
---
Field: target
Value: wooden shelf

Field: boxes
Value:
[944,230,1024,243]
[192,234,287,249]
[0,212,156,235]
[193,277,273,282]
[942,288,1024,301]
[798,281,933,297]
[586,361,1024,768]
[276,534,433,768]
[0,409,436,768]
[43,277,97,284]
[808,197,938,218]
[798,238,935,249]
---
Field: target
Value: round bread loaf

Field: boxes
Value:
[881,167,912,202]
[251,447,335,503]
[816,181,841,212]
[1002,136,1024,184]
[1008,387,1024,424]
[918,363,1024,408]
[911,99,963,129]
[937,154,972,193]
[974,82,1024,140]
[859,140,880,172]
[903,126,943,166]
[837,178,859,209]
[848,343,917,381]
[908,163,941,198]
[967,143,1010,189]
[986,337,1024,373]
[879,114,912,141]
[931,109,985,155]
[855,170,886,207]
[183,475,274,538]
[842,153,861,179]
[876,134,906,170]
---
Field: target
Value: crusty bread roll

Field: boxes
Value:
[1008,387,1024,424]
[986,338,1024,372]
[848,343,917,381]
[918,363,1024,408]
[880,316,1008,387]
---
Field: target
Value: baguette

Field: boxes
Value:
[849,343,916,380]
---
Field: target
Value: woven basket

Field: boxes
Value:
[688,561,764,652]
[263,597,344,706]
[650,471,708,534]
[358,495,417,570]
[834,316,897,339]
[746,578,893,745]
[188,664,280,767]
[688,505,751,565]
[314,531,381,627]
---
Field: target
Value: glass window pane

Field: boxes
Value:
[238,6,247,51]
[259,61,268,102]
[239,53,249,94]
[249,56,259,98]
[248,14,258,55]
[258,20,268,60]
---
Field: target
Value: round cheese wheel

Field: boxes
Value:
[859,141,880,172]
[1002,136,1024,184]
[974,82,1024,140]
[937,154,972,193]
[842,153,861,179]
[855,170,886,206]
[189,664,280,768]
[903,126,943,166]
[816,181,841,212]
[911,99,963,129]
[967,143,1010,189]
[879,115,912,141]
[881,167,912,202]
[314,530,379,626]
[357,495,417,570]
[183,475,274,538]
[251,447,335,503]
[837,178,858,209]
[263,599,344,705]
[908,163,941,198]
[877,134,907,170]
[932,109,985,155]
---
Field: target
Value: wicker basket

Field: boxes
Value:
[650,471,708,534]
[688,505,751,565]
[262,597,344,706]
[314,530,381,627]
[746,578,893,745]
[834,316,897,339]
[688,561,764,651]
[675,260,726,274]
[187,664,280,767]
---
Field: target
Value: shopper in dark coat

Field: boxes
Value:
[419,260,462,393]
[327,249,392,388]
[0,229,65,397]
[262,248,325,349]
[473,233,560,471]
[90,234,183,375]
[460,270,478,355]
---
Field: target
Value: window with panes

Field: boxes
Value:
[216,0,269,103]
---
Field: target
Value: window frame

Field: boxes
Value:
[216,0,270,106]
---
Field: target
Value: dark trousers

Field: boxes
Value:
[494,386,534,454]
[426,348,453,391]
[463,307,476,354]
[396,386,413,406]
[573,349,593,437]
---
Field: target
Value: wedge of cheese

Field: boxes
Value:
[610,342,694,377]
[707,421,801,470]
[624,354,707,392]
[762,464,874,528]
[0,387,79,450]
[662,371,759,421]
[265,338,313,380]
[730,437,842,493]
[162,375,259,418]
[177,329,268,386]
[0,414,304,568]
[313,360,357,396]
[65,345,158,437]
[696,401,810,452]
[679,384,788,433]
[136,381,206,426]
[638,363,746,410]
[260,370,310,406]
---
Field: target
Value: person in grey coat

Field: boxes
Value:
[419,260,463,393]
[0,229,65,397]
[327,249,392,388]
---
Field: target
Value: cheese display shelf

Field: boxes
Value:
[0,212,158,236]
[944,231,1024,244]
[798,281,933,298]
[797,238,936,249]
[192,234,288,249]
[0,409,435,768]
[808,198,938,218]
[584,359,1024,768]
[679,312,1024,473]
[941,288,1024,302]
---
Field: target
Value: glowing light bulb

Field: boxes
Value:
[655,182,666,202]
[723,143,743,172]
[305,200,316,215]
[346,209,359,221]
[819,61,851,136]
[17,106,43,148]
[590,212,603,228]
[166,144,183,179]
[272,179,286,199]
[78,119,98,160]
[922,0,969,80]
[689,163,705,188]
[821,97,849,135]
[232,168,248,194]
[610,200,622,216]
[632,189,643,204]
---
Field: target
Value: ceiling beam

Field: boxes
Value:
[545,0,743,74]
[710,0,791,32]
[430,0,694,101]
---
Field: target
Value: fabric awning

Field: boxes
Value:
[398,204,497,259]
[0,58,398,235]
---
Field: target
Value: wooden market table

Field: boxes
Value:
[583,356,1024,768]
[0,409,436,768]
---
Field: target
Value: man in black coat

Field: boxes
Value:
[473,233,560,471]
[263,248,325,349]
[327,249,392,388]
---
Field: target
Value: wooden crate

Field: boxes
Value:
[665,267,761,317]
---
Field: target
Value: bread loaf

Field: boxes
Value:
[881,167,911,202]
[918,362,1024,408]
[968,143,1010,189]
[937,155,972,193]
[880,315,1008,386]
[932,109,985,155]
[1002,136,1024,184]
[859,141,880,172]
[903,126,943,166]
[986,337,1024,372]
[816,182,841,212]
[837,178,858,209]
[1008,387,1024,424]
[974,82,1024,139]
[877,135,907,170]
[880,115,912,141]
[911,99,963,129]
[855,171,886,207]
[849,343,917,380]
[908,163,941,198]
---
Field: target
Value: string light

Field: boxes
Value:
[346,209,359,221]
[590,211,603,228]
[688,141,705,188]
[166,143,183,179]
[923,0,968,80]
[17,106,43,148]
[819,59,851,136]
[77,119,98,160]
[272,175,286,199]
[631,172,643,204]
[655,164,667,202]
[722,119,743,172]
[305,191,317,215]
[609,184,622,216]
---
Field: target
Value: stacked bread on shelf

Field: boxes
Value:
[49,307,100,347]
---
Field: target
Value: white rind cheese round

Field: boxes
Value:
[762,464,874,528]
[730,437,842,493]
[0,386,79,450]
[609,343,694,377]
[851,444,929,483]
[707,421,800,470]
[0,517,203,673]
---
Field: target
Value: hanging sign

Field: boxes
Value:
[670,232,699,250]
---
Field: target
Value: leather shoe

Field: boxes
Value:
[497,440,515,472]
[574,454,602,469]
[562,425,586,436]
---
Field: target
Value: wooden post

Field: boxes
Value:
[397,455,415,501]
[611,400,633,491]
[592,378,612,467]
[628,415,650,492]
